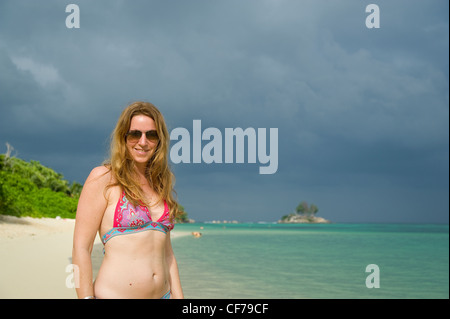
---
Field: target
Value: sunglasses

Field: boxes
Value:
[125,130,159,142]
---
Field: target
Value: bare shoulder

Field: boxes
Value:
[77,166,113,210]
[85,165,112,186]
[81,165,120,204]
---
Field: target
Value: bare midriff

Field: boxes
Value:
[94,230,169,299]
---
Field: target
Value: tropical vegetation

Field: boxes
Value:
[280,201,328,223]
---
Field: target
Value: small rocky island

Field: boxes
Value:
[278,201,331,224]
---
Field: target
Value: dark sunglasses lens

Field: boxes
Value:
[146,130,159,141]
[126,131,142,141]
[126,130,158,142]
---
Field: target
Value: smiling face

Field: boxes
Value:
[126,114,159,170]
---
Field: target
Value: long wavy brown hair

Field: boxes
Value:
[104,101,180,220]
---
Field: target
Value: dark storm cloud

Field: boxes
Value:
[0,0,448,222]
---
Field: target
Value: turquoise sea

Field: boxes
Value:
[172,223,449,299]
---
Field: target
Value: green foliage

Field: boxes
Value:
[296,201,309,214]
[175,204,190,223]
[309,204,319,216]
[0,154,80,218]
[282,201,319,220]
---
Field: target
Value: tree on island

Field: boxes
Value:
[280,201,328,223]
[295,201,319,217]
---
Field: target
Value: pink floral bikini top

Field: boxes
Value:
[101,191,174,245]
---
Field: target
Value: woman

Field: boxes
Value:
[72,101,183,299]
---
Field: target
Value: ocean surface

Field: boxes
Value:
[172,223,449,299]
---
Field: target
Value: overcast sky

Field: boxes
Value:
[0,0,448,223]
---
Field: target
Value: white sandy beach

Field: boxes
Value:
[0,215,78,298]
[0,215,187,299]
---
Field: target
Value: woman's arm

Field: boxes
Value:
[72,166,109,299]
[165,234,184,299]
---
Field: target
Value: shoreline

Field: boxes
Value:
[0,215,189,299]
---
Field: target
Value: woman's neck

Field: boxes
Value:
[133,163,148,183]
